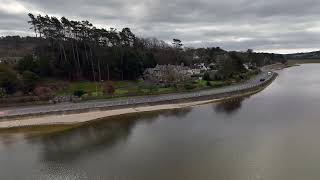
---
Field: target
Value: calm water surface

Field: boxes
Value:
[1,64,320,180]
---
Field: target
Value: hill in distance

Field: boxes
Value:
[285,51,320,60]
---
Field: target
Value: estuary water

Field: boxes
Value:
[1,64,320,180]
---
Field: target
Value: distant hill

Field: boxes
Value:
[285,51,320,60]
[0,36,44,58]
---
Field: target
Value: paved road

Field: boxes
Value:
[0,72,275,119]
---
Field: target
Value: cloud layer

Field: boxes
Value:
[1,0,320,53]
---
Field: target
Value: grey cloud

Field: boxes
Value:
[0,12,27,30]
[1,0,320,53]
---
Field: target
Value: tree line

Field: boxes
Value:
[26,13,186,81]
[22,13,286,82]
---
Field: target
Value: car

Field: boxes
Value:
[268,72,272,76]
[260,78,266,82]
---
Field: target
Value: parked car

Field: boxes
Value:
[260,78,266,82]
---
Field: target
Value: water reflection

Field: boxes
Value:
[0,134,17,146]
[214,97,247,115]
[25,108,192,162]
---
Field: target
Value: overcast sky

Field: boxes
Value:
[0,0,320,53]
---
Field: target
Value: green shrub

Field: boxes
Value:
[103,81,115,95]
[224,80,232,86]
[203,72,211,81]
[254,69,260,74]
[239,73,248,80]
[184,83,197,90]
[141,82,158,93]
[73,90,86,97]
[17,55,38,73]
[197,80,208,87]
[209,81,225,88]
[174,83,184,90]
[22,71,40,93]
[233,75,242,82]
[0,64,20,94]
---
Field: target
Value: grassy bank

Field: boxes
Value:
[52,79,233,98]
[1,70,259,108]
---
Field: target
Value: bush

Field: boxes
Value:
[148,85,158,93]
[103,81,115,95]
[203,72,211,81]
[203,71,221,81]
[17,55,38,73]
[0,64,20,94]
[140,82,158,93]
[224,80,233,86]
[208,81,225,88]
[73,90,86,97]
[233,75,242,82]
[184,83,197,90]
[173,83,184,90]
[22,71,40,93]
[239,73,249,80]
[34,86,54,98]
